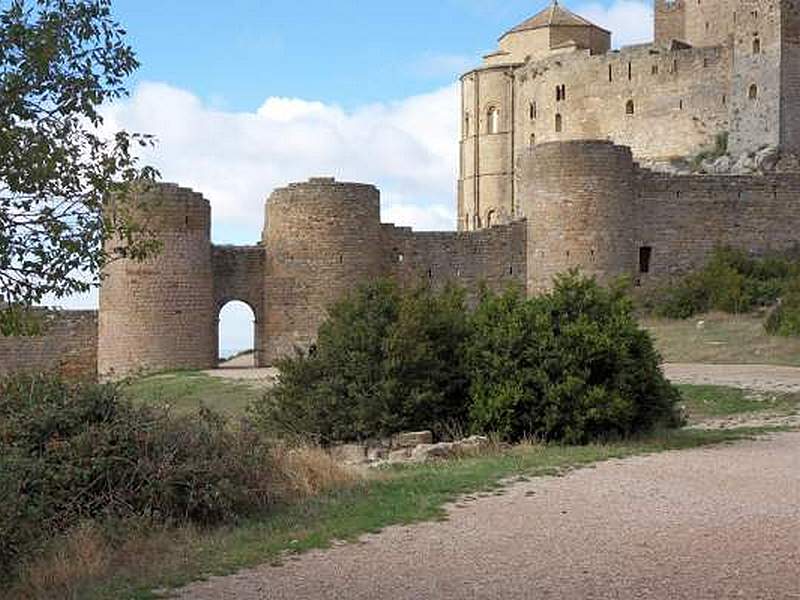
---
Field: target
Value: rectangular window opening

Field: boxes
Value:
[639,246,653,274]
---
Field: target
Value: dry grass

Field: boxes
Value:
[271,444,362,500]
[642,311,800,366]
[4,443,359,600]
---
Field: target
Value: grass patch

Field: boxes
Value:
[678,384,799,420]
[123,371,261,417]
[11,427,786,600]
[643,312,800,366]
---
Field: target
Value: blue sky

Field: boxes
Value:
[64,0,654,354]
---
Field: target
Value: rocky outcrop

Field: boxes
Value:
[329,432,492,467]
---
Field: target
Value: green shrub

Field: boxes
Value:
[648,246,800,320]
[0,375,278,577]
[765,277,800,336]
[467,272,682,443]
[250,280,470,443]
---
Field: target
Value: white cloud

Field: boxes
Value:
[575,0,654,48]
[101,81,460,244]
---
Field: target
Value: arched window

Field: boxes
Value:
[626,100,635,115]
[749,84,758,100]
[530,133,536,147]
[529,101,537,120]
[555,113,563,133]
[753,38,761,54]
[487,106,500,134]
[486,210,495,228]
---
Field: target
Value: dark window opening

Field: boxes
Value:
[652,64,659,75]
[529,101,537,120]
[753,38,761,54]
[639,246,653,274]
[679,99,684,110]
[627,62,632,80]
[555,113,563,133]
[608,64,613,82]
[427,268,433,279]
[673,59,678,74]
[530,133,536,147]
[185,215,189,226]
[556,84,566,102]
[749,84,758,100]
[626,99,635,115]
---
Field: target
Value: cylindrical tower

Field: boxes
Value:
[518,141,637,293]
[459,65,516,232]
[98,183,216,378]
[261,177,384,364]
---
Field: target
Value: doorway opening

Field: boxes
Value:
[218,300,256,368]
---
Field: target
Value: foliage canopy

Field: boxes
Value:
[0,0,158,333]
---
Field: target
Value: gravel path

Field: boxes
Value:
[177,432,800,600]
[663,363,800,393]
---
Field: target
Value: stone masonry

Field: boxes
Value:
[459,0,800,229]
[2,0,799,379]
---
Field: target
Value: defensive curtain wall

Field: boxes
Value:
[2,139,800,379]
[97,179,527,378]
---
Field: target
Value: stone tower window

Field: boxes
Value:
[639,247,653,274]
[749,84,758,100]
[555,113,563,133]
[608,64,613,82]
[556,84,566,101]
[627,62,632,81]
[673,59,678,74]
[486,210,495,228]
[753,38,761,54]
[529,101,537,120]
[487,106,500,134]
[652,64,658,75]
[530,133,536,147]
[626,100,635,115]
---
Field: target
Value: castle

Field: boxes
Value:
[459,0,800,228]
[1,0,799,379]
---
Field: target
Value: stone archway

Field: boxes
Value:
[217,299,258,367]
[212,245,266,367]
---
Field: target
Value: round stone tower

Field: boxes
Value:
[261,177,384,363]
[518,140,637,293]
[98,183,216,378]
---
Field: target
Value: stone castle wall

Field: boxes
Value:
[517,140,800,291]
[519,141,638,293]
[98,184,217,378]
[460,0,800,231]
[0,310,97,380]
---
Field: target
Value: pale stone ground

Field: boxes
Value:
[177,431,800,600]
[176,362,800,600]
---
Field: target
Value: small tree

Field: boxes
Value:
[250,280,471,443]
[467,272,682,443]
[0,0,158,334]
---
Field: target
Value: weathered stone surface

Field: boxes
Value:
[387,448,413,463]
[0,310,97,380]
[392,431,434,449]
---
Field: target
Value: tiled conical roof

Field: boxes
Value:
[503,1,610,37]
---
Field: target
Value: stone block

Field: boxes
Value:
[392,431,433,449]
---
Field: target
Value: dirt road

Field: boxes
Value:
[663,363,800,393]
[177,431,800,600]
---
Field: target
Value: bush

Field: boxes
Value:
[253,274,682,447]
[467,273,682,443]
[648,246,800,319]
[765,276,800,336]
[0,375,279,578]
[250,280,470,443]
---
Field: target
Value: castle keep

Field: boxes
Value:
[1,0,799,379]
[459,0,800,228]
